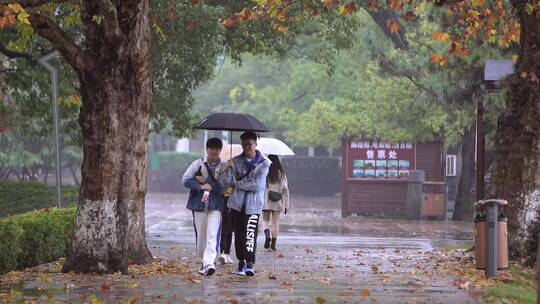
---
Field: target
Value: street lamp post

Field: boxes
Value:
[479,59,514,201]
[39,51,62,208]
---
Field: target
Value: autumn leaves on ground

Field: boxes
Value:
[0,243,480,303]
[0,193,535,303]
[0,242,533,303]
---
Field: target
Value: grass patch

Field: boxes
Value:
[440,241,475,253]
[484,263,536,304]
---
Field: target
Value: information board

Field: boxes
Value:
[347,140,416,178]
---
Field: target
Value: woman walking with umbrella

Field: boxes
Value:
[262,154,290,251]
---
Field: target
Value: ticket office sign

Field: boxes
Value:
[347,140,416,179]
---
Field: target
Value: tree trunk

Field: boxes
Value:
[536,233,539,304]
[453,126,476,221]
[42,163,49,184]
[62,1,153,274]
[490,6,540,259]
[68,163,80,188]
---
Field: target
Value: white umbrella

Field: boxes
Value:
[220,144,243,161]
[257,137,295,156]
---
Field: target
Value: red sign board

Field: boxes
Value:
[346,140,416,179]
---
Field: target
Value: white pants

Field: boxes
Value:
[192,210,222,267]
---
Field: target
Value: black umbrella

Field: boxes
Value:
[194,112,270,132]
[194,112,270,159]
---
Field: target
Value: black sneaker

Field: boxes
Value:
[204,264,215,276]
[245,262,255,276]
[236,260,246,276]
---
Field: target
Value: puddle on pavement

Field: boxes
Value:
[19,287,64,297]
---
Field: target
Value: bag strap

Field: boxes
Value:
[237,165,254,181]
[203,162,217,183]
[194,158,203,177]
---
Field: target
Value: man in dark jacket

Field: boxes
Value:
[182,138,231,276]
[227,131,270,276]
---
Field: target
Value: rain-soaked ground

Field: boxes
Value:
[1,192,478,303]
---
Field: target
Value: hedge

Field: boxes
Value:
[282,156,341,196]
[0,181,79,217]
[0,207,76,274]
[148,152,203,192]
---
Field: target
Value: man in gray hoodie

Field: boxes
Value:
[226,131,270,276]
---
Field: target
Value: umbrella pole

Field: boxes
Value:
[230,130,233,160]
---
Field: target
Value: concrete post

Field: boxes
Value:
[486,201,498,278]
[406,170,425,219]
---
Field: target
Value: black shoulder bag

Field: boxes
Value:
[267,178,283,202]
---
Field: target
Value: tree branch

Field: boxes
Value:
[379,58,441,100]
[96,0,120,42]
[27,9,89,71]
[0,0,78,7]
[365,8,408,50]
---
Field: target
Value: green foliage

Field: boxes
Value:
[484,264,536,304]
[0,181,78,217]
[154,151,203,171]
[194,8,510,150]
[0,207,76,274]
[149,1,226,138]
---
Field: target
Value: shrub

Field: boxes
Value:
[0,181,78,217]
[148,152,203,192]
[0,207,76,274]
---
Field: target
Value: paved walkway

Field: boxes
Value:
[0,192,478,303]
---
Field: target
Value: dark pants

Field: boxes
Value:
[232,207,259,264]
[220,198,233,254]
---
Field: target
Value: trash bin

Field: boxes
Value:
[474,215,508,269]
[421,182,447,219]
[474,199,509,277]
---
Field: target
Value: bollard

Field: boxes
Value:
[475,199,508,278]
[485,201,498,278]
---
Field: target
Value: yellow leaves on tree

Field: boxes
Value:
[367,0,380,9]
[403,11,416,22]
[272,22,288,33]
[431,53,448,66]
[386,18,400,33]
[322,0,340,9]
[386,0,403,11]
[449,39,470,57]
[0,4,30,28]
[339,2,357,16]
[432,31,449,41]
[444,0,519,49]
[222,8,257,28]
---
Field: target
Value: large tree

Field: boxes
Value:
[224,0,537,258]
[0,0,300,273]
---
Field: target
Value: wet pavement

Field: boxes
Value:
[146,193,473,249]
[1,192,478,303]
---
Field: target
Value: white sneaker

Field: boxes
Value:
[225,254,234,264]
[197,263,204,275]
[218,253,227,265]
